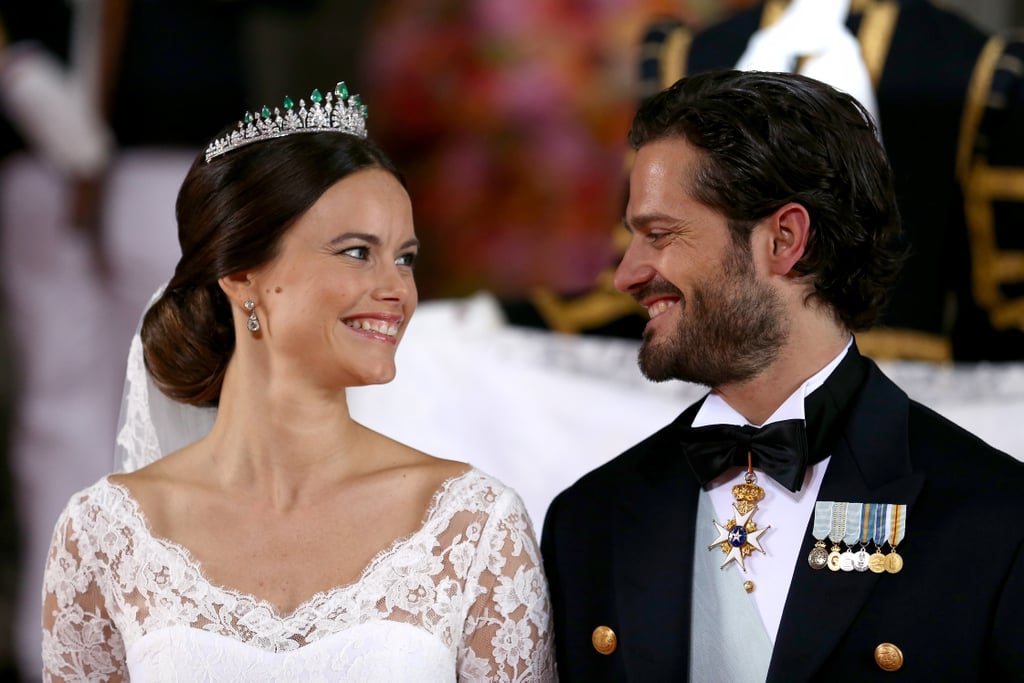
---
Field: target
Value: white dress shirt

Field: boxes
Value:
[692,339,852,643]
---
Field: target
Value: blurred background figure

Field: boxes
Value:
[2,0,1022,678]
[523,0,1024,362]
[0,0,269,677]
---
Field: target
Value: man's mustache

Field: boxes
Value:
[633,277,683,304]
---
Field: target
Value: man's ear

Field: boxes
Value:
[765,202,810,276]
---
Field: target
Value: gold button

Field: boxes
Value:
[743,580,755,593]
[874,642,904,672]
[592,625,617,655]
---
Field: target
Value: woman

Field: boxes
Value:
[41,83,554,681]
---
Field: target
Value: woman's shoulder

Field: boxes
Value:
[60,476,128,514]
[431,465,530,523]
[51,476,140,545]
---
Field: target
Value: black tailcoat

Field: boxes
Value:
[542,354,1024,681]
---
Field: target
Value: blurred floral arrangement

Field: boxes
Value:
[360,0,710,300]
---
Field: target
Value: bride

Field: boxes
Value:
[41,82,554,681]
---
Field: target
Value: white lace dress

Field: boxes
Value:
[41,468,555,682]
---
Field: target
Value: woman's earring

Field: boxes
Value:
[244,300,260,333]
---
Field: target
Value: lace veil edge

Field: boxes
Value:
[113,285,217,473]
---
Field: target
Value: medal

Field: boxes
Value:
[708,454,770,572]
[807,501,832,570]
[838,551,855,572]
[884,503,907,574]
[853,503,872,572]
[853,548,871,572]
[827,502,847,572]
[868,502,887,573]
[840,503,862,572]
[807,500,908,576]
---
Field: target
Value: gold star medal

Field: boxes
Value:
[708,455,770,572]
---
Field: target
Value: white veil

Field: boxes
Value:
[112,287,217,473]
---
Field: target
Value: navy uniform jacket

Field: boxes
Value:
[542,352,1024,681]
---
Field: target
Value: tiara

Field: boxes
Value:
[204,81,368,162]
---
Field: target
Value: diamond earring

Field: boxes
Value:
[244,300,260,333]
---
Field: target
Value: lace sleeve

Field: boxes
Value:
[41,502,127,682]
[457,487,555,682]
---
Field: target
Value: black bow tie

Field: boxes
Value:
[681,420,813,492]
[677,345,871,493]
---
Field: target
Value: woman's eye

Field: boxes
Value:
[396,251,417,267]
[340,246,369,260]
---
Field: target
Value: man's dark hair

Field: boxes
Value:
[629,69,906,331]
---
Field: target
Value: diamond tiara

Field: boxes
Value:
[204,81,368,162]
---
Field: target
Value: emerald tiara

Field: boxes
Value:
[204,81,368,162]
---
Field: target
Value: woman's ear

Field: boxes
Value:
[217,271,254,307]
[765,202,810,276]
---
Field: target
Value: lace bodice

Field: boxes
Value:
[42,469,555,681]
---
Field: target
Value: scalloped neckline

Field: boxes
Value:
[101,468,477,621]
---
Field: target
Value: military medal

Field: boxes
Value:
[808,501,907,575]
[807,501,832,569]
[868,503,887,573]
[708,455,770,572]
[839,502,862,572]
[853,503,872,572]
[885,503,907,574]
[827,502,847,571]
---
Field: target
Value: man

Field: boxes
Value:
[541,70,1024,682]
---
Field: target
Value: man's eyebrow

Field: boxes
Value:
[625,212,679,233]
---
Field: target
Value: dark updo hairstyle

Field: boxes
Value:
[142,132,403,407]
[629,69,906,331]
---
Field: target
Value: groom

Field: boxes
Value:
[541,70,1024,682]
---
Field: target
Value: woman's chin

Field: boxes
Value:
[351,365,397,388]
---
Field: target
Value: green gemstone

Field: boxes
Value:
[337,81,349,99]
[244,112,253,124]
[362,104,368,119]
[311,88,323,103]
[352,94,361,108]
[283,95,294,110]
[260,105,270,119]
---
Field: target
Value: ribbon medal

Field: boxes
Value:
[885,504,907,574]
[839,502,863,572]
[853,503,872,572]
[807,501,908,574]
[827,502,847,571]
[868,502,887,573]
[807,501,832,570]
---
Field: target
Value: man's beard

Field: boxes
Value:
[636,247,786,387]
